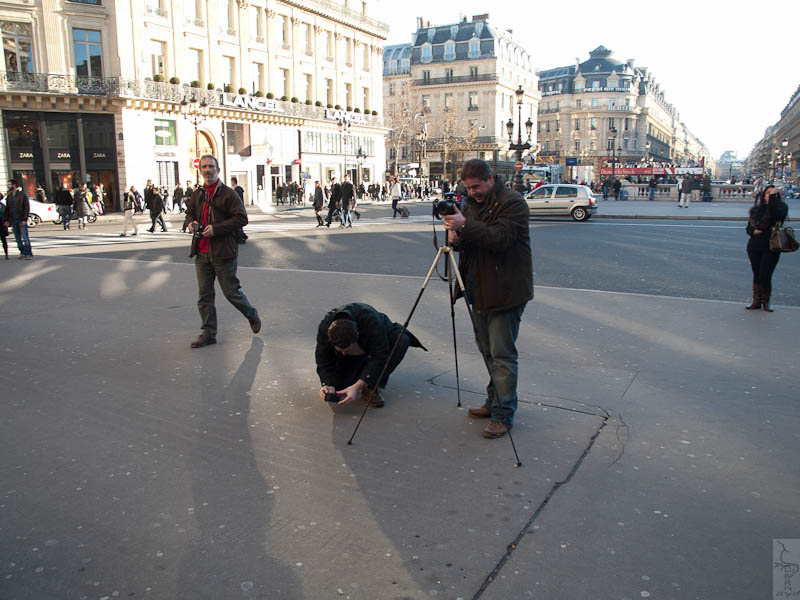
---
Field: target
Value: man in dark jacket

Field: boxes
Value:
[340,175,355,228]
[147,186,167,232]
[442,159,533,439]
[185,154,260,348]
[54,183,74,230]
[315,302,426,408]
[4,179,33,259]
[325,177,341,227]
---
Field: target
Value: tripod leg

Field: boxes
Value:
[446,249,522,467]
[348,246,447,445]
[444,248,462,407]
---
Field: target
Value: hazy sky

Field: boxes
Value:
[374,0,799,160]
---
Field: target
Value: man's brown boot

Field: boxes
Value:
[362,387,384,408]
[191,334,216,348]
[482,421,511,439]
[467,406,491,418]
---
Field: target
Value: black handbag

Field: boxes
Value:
[770,218,799,253]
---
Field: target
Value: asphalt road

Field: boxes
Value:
[53,205,800,307]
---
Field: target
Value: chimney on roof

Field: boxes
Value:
[472,14,489,21]
[626,58,634,68]
[416,17,423,29]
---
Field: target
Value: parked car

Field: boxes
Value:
[525,184,597,221]
[27,198,59,228]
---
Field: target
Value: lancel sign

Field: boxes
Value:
[221,94,284,113]
[325,108,367,124]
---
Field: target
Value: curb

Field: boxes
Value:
[594,214,747,221]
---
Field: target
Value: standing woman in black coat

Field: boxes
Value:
[745,184,788,312]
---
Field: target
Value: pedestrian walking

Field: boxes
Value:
[340,175,354,228]
[4,179,33,259]
[73,184,92,230]
[313,180,324,227]
[230,176,248,244]
[680,175,693,208]
[119,186,139,237]
[0,192,9,259]
[648,177,657,201]
[745,185,788,313]
[325,177,341,227]
[173,183,184,213]
[612,178,621,201]
[389,176,401,218]
[185,154,261,348]
[147,186,167,232]
[702,175,712,202]
[54,183,73,230]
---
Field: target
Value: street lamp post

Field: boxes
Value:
[609,125,617,187]
[413,112,427,181]
[781,137,789,182]
[356,146,366,191]
[505,85,533,193]
[181,95,209,185]
[338,116,351,181]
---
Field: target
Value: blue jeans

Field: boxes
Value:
[472,303,526,425]
[195,253,256,338]
[649,188,655,200]
[11,220,33,256]
[57,205,72,229]
[341,208,352,227]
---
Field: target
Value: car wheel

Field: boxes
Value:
[571,207,588,221]
[88,214,97,223]
[28,214,42,228]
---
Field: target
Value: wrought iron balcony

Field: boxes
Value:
[538,107,560,114]
[415,73,497,86]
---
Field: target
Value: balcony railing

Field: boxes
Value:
[290,0,389,34]
[0,72,385,126]
[414,73,497,86]
[538,107,560,114]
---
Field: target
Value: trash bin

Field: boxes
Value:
[620,189,628,201]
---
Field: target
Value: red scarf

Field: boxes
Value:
[196,181,219,254]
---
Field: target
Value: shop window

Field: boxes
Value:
[225,122,251,156]
[2,22,34,74]
[154,119,176,146]
[73,28,103,78]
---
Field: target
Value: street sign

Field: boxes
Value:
[514,160,523,171]
[192,158,201,169]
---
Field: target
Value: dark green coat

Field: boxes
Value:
[456,178,533,312]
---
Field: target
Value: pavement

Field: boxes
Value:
[1,244,798,598]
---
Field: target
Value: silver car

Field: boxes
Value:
[525,184,598,221]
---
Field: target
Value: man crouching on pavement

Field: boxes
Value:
[185,154,261,348]
[442,158,533,439]
[315,303,426,407]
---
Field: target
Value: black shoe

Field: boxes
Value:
[249,310,261,334]
[119,233,126,237]
[131,232,137,236]
[147,228,154,233]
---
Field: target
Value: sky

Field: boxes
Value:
[374,0,800,160]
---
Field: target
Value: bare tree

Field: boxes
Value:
[384,81,417,176]
[430,108,479,181]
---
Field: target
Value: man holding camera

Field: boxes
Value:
[442,159,533,439]
[185,154,261,348]
[315,303,426,407]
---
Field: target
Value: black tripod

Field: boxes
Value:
[347,241,522,467]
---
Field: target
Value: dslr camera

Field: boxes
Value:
[432,192,459,220]
[190,221,204,240]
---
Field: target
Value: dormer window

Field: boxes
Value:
[388,60,397,74]
[427,28,435,43]
[444,40,455,61]
[475,21,484,35]
[468,38,480,59]
[421,43,432,63]
[450,25,458,39]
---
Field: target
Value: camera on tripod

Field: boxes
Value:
[432,192,459,220]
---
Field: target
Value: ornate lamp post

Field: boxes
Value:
[338,116,351,181]
[181,95,209,184]
[609,125,617,185]
[356,146,366,190]
[505,85,533,193]
[414,112,428,181]
[781,137,789,181]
